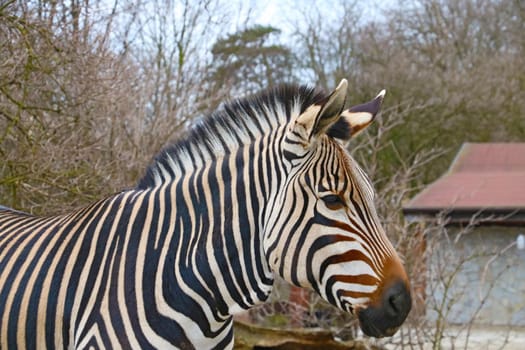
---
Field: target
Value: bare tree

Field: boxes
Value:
[0,0,138,212]
[125,0,227,154]
[0,0,232,213]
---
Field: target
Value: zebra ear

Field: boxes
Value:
[327,89,385,142]
[292,79,348,142]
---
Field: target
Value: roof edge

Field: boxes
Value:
[403,207,525,226]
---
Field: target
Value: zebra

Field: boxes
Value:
[0,79,411,349]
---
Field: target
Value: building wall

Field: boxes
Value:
[426,226,525,326]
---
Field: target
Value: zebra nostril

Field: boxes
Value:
[385,281,411,318]
[389,292,402,313]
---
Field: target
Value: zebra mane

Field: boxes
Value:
[136,84,327,189]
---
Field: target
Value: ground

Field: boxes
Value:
[381,325,525,350]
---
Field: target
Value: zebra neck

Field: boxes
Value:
[153,143,282,320]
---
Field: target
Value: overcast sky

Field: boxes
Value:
[246,0,397,36]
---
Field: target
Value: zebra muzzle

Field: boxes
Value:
[357,280,412,337]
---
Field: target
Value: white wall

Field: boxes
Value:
[426,226,525,326]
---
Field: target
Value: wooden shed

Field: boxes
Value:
[403,143,525,326]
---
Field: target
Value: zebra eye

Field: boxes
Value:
[321,194,345,210]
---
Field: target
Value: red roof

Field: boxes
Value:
[403,143,525,222]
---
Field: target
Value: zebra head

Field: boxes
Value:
[264,80,411,337]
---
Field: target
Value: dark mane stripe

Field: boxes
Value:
[137,84,327,189]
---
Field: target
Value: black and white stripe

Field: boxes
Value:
[0,80,410,349]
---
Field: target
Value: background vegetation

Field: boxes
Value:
[1,0,523,213]
[1,0,524,348]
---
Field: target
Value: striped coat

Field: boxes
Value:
[0,80,411,349]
